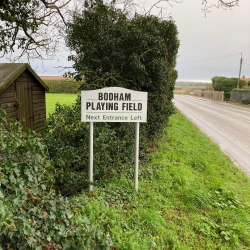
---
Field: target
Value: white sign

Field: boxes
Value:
[81,87,147,122]
[82,87,148,192]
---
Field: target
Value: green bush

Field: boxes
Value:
[232,88,250,92]
[0,104,112,249]
[66,1,179,137]
[224,92,231,100]
[44,97,147,196]
[43,1,179,196]
[241,98,250,105]
[212,76,246,92]
[45,79,83,93]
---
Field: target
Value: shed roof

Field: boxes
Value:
[0,63,48,94]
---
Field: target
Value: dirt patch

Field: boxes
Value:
[39,76,65,80]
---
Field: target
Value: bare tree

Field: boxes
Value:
[146,0,239,16]
[0,0,240,60]
[0,0,72,60]
[201,0,239,15]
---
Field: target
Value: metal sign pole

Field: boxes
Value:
[89,122,94,192]
[82,88,147,193]
[134,122,140,191]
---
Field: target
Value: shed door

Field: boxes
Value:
[16,81,34,131]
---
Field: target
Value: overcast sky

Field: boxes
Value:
[146,0,250,82]
[2,0,250,82]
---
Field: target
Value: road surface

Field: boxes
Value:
[173,95,250,177]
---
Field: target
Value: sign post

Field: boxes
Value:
[134,122,140,191]
[81,87,148,191]
[89,122,94,192]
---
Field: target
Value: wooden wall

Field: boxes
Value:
[32,79,46,133]
[0,82,17,120]
[0,70,46,134]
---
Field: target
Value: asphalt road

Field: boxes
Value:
[173,95,250,177]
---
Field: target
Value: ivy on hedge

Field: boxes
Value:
[0,105,112,249]
[44,97,146,196]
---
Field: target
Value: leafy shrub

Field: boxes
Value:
[212,76,246,92]
[241,98,250,105]
[0,104,112,249]
[44,2,179,196]
[224,92,231,100]
[45,79,82,93]
[66,1,179,137]
[232,88,250,92]
[44,97,147,196]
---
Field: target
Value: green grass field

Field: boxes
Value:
[44,94,250,249]
[46,93,79,115]
[76,111,250,249]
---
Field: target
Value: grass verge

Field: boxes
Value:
[74,110,250,249]
[46,93,78,115]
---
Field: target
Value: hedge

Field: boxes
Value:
[44,79,82,93]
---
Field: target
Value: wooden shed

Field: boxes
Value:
[0,63,48,133]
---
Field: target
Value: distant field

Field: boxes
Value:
[46,93,79,116]
[175,85,208,90]
[174,85,212,94]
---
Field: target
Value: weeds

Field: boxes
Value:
[75,110,250,249]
